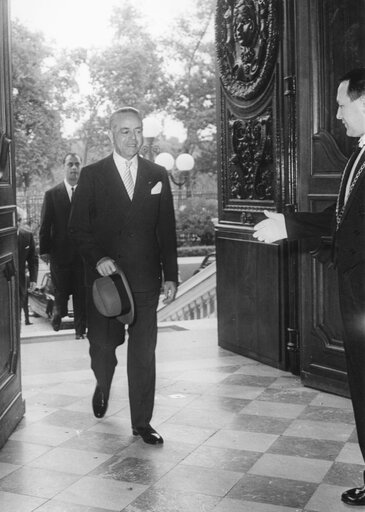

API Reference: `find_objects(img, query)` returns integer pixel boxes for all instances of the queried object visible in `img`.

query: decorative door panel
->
[297,0,365,396]
[215,0,297,370]
[0,0,24,448]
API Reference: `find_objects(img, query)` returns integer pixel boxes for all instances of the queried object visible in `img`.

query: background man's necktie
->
[71,187,75,202]
[123,161,135,200]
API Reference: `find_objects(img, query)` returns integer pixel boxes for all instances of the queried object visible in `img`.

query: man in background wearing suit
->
[39,153,86,339]
[69,107,178,445]
[253,68,365,506]
[17,207,38,326]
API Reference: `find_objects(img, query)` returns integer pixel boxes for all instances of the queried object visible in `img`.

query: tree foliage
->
[12,0,218,190]
[159,0,217,177]
[12,20,80,191]
[176,197,217,246]
[76,3,172,163]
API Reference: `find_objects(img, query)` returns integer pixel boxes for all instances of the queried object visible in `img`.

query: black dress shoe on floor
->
[75,334,85,339]
[132,425,164,445]
[92,385,108,418]
[342,485,365,506]
[51,314,61,331]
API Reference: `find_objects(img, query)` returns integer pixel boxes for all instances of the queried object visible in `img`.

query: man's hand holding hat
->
[96,257,117,276]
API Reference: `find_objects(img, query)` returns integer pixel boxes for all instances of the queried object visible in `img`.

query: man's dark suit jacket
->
[68,154,178,292]
[39,182,77,263]
[18,227,38,298]
[285,151,365,273]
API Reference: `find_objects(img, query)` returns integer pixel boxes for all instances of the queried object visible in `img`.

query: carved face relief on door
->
[216,0,280,101]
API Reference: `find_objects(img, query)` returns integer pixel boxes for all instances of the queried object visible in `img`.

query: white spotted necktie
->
[123,161,135,200]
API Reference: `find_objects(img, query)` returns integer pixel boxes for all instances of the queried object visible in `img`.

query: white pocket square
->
[151,182,162,194]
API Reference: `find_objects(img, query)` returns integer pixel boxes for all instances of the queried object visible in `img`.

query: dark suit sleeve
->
[27,232,38,283]
[68,167,106,269]
[39,190,53,255]
[157,169,178,283]
[285,203,336,240]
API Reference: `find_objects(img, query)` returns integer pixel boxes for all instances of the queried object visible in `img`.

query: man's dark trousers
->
[338,262,365,460]
[87,285,160,430]
[51,254,86,335]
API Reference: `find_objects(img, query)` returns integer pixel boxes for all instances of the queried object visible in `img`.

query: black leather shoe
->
[51,314,61,331]
[342,485,365,506]
[132,425,164,445]
[75,334,85,339]
[92,385,108,418]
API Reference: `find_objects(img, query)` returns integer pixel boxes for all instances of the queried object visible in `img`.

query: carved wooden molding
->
[216,0,280,101]
[221,108,275,217]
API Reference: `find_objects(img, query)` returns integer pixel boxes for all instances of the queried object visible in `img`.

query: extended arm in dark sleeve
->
[285,203,336,240]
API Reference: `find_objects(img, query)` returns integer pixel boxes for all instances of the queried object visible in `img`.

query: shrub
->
[175,197,218,247]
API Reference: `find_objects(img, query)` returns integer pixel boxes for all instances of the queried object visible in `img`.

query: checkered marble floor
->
[0,318,363,511]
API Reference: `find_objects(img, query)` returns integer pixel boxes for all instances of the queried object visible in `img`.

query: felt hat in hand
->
[92,265,135,324]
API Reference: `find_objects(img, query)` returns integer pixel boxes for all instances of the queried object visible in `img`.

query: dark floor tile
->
[221,374,277,388]
[323,461,364,487]
[298,406,355,424]
[90,456,173,485]
[60,430,132,454]
[39,409,98,431]
[267,436,344,460]
[207,365,243,374]
[183,445,261,473]
[227,414,292,435]
[270,376,302,389]
[124,487,220,512]
[227,473,317,508]
[257,388,318,405]
[349,428,359,443]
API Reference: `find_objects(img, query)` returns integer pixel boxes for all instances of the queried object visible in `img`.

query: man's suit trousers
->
[87,286,160,430]
[338,262,365,460]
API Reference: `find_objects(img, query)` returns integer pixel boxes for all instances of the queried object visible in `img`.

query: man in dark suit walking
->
[39,153,86,339]
[17,207,38,325]
[68,107,178,445]
[253,68,365,505]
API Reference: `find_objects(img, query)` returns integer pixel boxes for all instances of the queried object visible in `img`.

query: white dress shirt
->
[64,179,77,202]
[113,152,138,185]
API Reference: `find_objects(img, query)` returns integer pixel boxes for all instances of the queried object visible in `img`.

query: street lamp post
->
[142,118,161,161]
[155,152,194,209]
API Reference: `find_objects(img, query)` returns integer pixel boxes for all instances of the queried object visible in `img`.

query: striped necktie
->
[123,161,135,200]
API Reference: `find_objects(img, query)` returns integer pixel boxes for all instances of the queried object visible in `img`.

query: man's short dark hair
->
[340,68,365,101]
[109,107,142,130]
[63,153,82,164]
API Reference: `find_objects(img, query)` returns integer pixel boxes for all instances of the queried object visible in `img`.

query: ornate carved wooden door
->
[0,0,24,448]
[215,0,298,371]
[297,0,365,396]
[215,0,365,395]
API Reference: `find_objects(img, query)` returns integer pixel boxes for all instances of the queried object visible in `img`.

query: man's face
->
[336,80,365,138]
[108,113,143,160]
[64,155,81,186]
